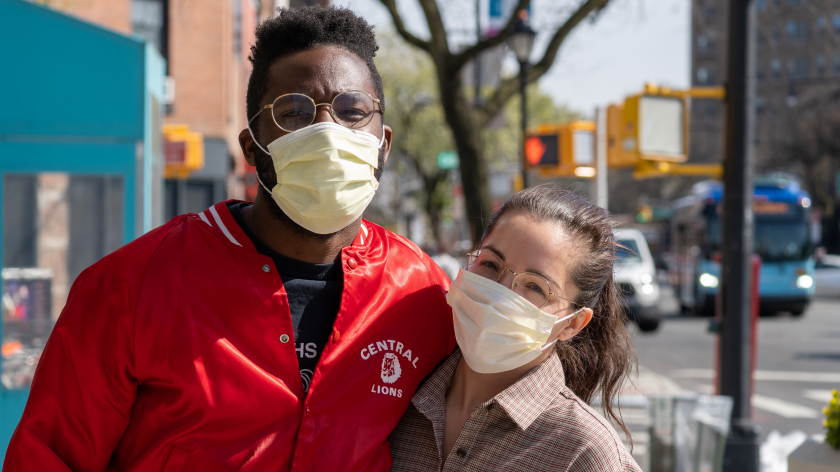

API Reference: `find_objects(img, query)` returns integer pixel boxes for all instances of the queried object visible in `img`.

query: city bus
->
[671,176,815,316]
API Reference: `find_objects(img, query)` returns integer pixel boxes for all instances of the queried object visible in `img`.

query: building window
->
[773,0,780,6]
[816,17,827,38]
[131,0,167,59]
[833,54,840,74]
[756,64,764,83]
[833,15,840,33]
[817,55,826,75]
[786,20,808,41]
[757,0,767,10]
[696,67,710,84]
[771,25,780,42]
[771,58,781,79]
[756,97,766,115]
[787,57,808,78]
[696,34,712,52]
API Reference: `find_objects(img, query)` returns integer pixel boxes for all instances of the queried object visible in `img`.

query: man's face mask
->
[247,91,385,235]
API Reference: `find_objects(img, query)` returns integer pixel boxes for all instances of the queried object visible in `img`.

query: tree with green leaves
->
[378,0,611,241]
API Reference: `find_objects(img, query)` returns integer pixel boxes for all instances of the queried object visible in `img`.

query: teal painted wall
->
[0,0,164,461]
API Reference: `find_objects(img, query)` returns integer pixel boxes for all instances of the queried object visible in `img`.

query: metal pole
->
[595,107,608,210]
[720,0,759,470]
[474,0,482,107]
[520,60,528,189]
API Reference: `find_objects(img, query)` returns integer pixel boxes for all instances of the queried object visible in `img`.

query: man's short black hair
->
[246,6,385,122]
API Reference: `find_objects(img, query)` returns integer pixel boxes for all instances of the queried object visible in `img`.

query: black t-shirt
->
[228,202,343,393]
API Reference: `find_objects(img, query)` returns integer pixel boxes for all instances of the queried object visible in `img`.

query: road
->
[630,291,840,441]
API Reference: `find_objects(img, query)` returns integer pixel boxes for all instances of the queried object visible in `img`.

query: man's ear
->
[556,307,594,342]
[381,125,392,166]
[239,128,257,167]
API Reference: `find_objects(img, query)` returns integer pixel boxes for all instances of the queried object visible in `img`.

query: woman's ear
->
[556,307,593,342]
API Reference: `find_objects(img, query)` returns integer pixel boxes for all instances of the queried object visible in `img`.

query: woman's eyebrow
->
[482,245,505,261]
[527,268,560,289]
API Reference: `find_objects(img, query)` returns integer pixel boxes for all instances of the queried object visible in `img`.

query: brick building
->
[690,0,840,165]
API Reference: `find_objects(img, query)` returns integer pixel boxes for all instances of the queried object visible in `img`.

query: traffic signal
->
[524,121,596,178]
[606,104,638,168]
[163,124,204,179]
[636,204,653,223]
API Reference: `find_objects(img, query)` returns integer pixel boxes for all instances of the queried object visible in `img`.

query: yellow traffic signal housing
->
[606,104,638,168]
[163,124,204,179]
[523,121,596,178]
[620,84,690,163]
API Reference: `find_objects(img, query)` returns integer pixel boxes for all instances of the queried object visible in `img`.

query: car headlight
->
[641,284,655,294]
[699,273,719,288]
[796,274,813,289]
[640,274,653,284]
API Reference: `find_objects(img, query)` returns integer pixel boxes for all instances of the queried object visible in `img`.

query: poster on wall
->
[1,268,53,390]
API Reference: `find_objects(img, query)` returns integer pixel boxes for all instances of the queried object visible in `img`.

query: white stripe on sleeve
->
[199,211,212,227]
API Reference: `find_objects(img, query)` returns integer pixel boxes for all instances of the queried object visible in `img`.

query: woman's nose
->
[498,271,516,290]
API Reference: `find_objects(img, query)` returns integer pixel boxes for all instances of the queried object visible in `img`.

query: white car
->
[614,229,662,332]
[815,254,840,297]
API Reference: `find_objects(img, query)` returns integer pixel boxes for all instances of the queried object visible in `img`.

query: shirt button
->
[262,264,271,273]
[332,330,341,343]
[346,258,358,269]
[279,334,290,343]
[456,448,467,458]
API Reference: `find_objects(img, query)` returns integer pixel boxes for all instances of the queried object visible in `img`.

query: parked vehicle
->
[815,254,840,298]
[614,229,662,332]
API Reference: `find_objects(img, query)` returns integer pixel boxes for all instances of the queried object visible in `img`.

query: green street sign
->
[437,151,459,170]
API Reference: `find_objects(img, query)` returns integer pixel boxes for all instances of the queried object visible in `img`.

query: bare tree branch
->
[448,0,532,73]
[478,0,610,126]
[378,0,431,52]
[416,0,451,56]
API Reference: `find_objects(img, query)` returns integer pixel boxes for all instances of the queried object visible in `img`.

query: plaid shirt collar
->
[411,348,568,431]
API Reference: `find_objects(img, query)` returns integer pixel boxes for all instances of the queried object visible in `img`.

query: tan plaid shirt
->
[388,349,641,472]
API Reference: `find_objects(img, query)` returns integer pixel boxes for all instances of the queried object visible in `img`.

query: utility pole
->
[720,0,759,470]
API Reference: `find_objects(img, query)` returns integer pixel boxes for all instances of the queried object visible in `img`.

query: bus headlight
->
[699,273,719,288]
[796,275,813,289]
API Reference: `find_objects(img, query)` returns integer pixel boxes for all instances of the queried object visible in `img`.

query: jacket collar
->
[197,200,373,253]
[411,348,568,432]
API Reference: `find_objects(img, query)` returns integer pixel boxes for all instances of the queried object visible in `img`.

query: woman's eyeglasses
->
[466,249,582,310]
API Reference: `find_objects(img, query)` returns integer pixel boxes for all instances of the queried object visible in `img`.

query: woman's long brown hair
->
[480,184,637,442]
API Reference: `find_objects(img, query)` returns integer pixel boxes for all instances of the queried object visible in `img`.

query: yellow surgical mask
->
[250,122,384,234]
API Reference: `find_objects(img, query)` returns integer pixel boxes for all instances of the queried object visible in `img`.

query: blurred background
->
[1,0,839,470]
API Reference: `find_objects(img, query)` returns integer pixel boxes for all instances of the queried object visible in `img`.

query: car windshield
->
[616,238,643,265]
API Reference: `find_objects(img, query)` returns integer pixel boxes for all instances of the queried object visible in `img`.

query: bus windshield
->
[705,216,810,262]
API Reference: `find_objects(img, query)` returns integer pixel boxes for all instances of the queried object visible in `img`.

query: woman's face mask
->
[248,121,385,234]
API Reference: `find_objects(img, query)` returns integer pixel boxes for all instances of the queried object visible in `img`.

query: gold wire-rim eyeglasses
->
[247,90,383,132]
[466,250,584,310]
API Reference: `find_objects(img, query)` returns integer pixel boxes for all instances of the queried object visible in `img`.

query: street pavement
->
[630,287,840,442]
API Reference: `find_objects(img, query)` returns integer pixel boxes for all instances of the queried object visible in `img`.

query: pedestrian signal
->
[524,121,596,178]
[163,124,204,179]
[620,84,689,163]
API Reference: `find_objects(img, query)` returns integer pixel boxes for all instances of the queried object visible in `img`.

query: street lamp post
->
[509,13,536,190]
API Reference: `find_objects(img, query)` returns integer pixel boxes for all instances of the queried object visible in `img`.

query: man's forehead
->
[264,46,376,101]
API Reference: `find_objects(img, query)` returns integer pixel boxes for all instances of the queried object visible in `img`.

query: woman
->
[389,186,640,472]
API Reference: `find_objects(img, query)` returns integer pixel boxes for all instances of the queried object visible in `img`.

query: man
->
[4,6,455,471]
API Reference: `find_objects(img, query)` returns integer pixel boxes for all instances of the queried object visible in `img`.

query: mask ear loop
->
[540,307,585,352]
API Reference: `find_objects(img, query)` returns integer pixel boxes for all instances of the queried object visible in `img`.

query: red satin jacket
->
[4,201,456,472]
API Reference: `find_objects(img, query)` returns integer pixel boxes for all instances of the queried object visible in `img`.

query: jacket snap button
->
[347,258,358,269]
[262,264,271,273]
[279,334,290,343]
[332,330,340,343]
